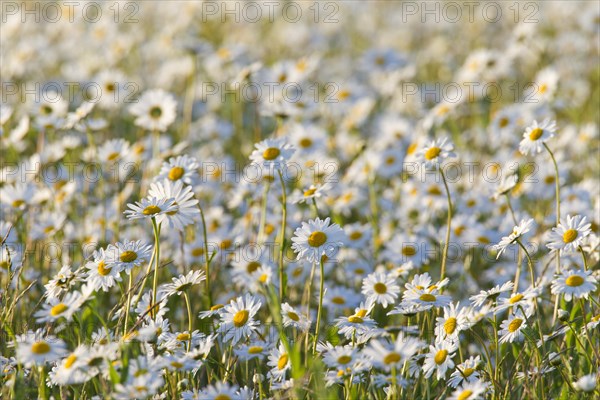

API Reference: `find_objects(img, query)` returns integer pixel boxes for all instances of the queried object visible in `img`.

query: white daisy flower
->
[435,302,469,344]
[34,291,84,323]
[107,240,153,274]
[156,154,200,185]
[493,218,535,259]
[448,379,489,400]
[129,88,177,132]
[498,310,529,344]
[448,356,482,388]
[519,119,557,155]
[550,269,597,301]
[547,214,592,255]
[291,217,346,263]
[235,340,271,361]
[15,330,68,367]
[267,342,291,381]
[85,248,123,292]
[281,302,311,332]
[572,373,597,392]
[160,270,206,298]
[124,196,177,224]
[219,294,262,344]
[249,137,295,172]
[422,342,457,380]
[363,333,424,372]
[361,271,400,308]
[148,179,200,230]
[416,137,456,168]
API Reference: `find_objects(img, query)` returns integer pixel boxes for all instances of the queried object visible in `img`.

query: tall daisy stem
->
[277,170,288,301]
[123,272,134,335]
[184,291,193,351]
[151,218,161,319]
[439,169,453,281]
[544,143,562,324]
[516,239,536,288]
[313,258,325,354]
[197,203,212,307]
[578,245,589,271]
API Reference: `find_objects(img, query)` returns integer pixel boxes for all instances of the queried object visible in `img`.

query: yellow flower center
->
[143,205,161,215]
[499,117,509,128]
[50,303,68,316]
[214,395,231,400]
[31,341,51,354]
[107,152,119,161]
[304,187,317,197]
[349,231,363,240]
[97,261,111,276]
[458,390,474,400]
[373,282,387,294]
[565,275,584,287]
[12,199,25,208]
[425,147,441,160]
[170,361,184,369]
[287,311,300,321]
[262,147,281,161]
[384,352,401,364]
[355,309,367,317]
[233,310,249,327]
[402,246,417,256]
[508,318,523,332]
[337,355,352,365]
[444,317,457,335]
[277,353,289,370]
[307,231,327,247]
[176,333,191,341]
[220,239,232,250]
[385,156,396,165]
[509,294,524,304]
[149,106,162,118]
[434,349,448,365]
[65,354,77,368]
[348,316,364,323]
[562,229,578,243]
[299,138,313,148]
[210,304,224,311]
[191,247,205,257]
[407,143,417,155]
[120,251,137,263]
[419,293,436,302]
[168,166,185,181]
[248,346,263,354]
[538,84,547,94]
[331,296,346,305]
[528,127,543,141]
[246,261,261,273]
[463,367,475,377]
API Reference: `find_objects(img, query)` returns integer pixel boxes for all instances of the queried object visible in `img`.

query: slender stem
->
[277,169,287,301]
[505,195,522,294]
[504,194,518,225]
[313,258,325,354]
[151,218,161,319]
[578,245,589,271]
[184,291,193,351]
[579,299,600,363]
[257,182,270,243]
[439,169,453,281]
[123,272,134,335]
[197,203,212,307]
[544,143,562,325]
[516,239,536,288]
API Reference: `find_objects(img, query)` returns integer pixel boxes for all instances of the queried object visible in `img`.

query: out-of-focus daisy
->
[422,342,457,380]
[34,291,84,323]
[129,89,177,132]
[291,182,332,204]
[448,380,489,400]
[291,217,346,263]
[107,240,153,274]
[281,302,311,332]
[448,356,482,388]
[97,138,131,164]
[364,333,424,372]
[15,331,68,367]
[361,271,400,308]
[160,270,206,298]
[124,196,176,224]
[547,214,591,254]
[493,218,534,259]
[519,119,557,155]
[249,137,295,171]
[416,137,456,168]
[550,269,597,301]
[44,265,81,300]
[235,340,270,361]
[498,310,528,344]
[156,154,199,185]
[469,281,513,307]
[148,179,200,230]
[219,294,262,344]
[572,373,597,392]
[344,223,372,249]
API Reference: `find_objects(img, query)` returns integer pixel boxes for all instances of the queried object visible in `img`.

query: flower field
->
[1,1,599,399]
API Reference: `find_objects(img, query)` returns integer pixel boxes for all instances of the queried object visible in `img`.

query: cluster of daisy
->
[2,2,600,399]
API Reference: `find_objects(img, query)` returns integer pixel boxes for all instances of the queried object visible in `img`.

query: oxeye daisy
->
[160,270,206,298]
[249,137,295,171]
[281,302,311,332]
[44,265,81,300]
[235,340,270,361]
[448,380,489,400]
[493,218,535,259]
[124,196,177,223]
[519,119,557,155]
[498,311,528,343]
[448,356,482,388]
[85,248,123,292]
[402,286,452,309]
[322,344,360,370]
[469,281,514,307]
[422,342,457,380]
[34,291,83,323]
[156,154,200,185]
[291,182,332,204]
[147,179,200,230]
[495,286,540,313]
[572,373,597,392]
[361,271,400,308]
[416,137,456,168]
[547,214,591,254]
[107,240,153,274]
[550,269,597,301]
[267,342,291,381]
[129,89,177,132]
[291,217,346,263]
[344,223,372,249]
[15,330,68,367]
[219,294,262,344]
[435,302,469,344]
[364,333,424,372]
[97,138,131,164]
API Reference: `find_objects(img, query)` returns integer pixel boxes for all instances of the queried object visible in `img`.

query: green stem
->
[123,272,134,335]
[440,168,453,281]
[197,203,212,307]
[184,291,193,351]
[313,258,325,354]
[578,245,589,271]
[277,170,288,301]
[151,218,161,319]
